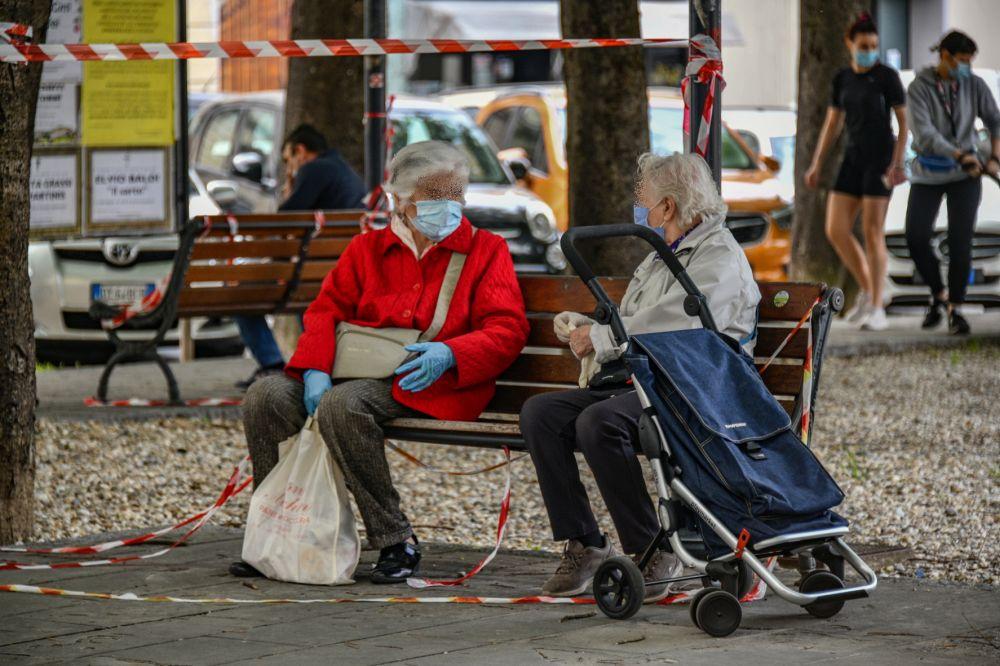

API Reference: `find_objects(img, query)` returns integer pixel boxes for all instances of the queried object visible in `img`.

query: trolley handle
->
[560,224,718,346]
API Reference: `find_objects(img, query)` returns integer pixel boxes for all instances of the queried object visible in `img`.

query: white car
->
[31,173,243,364]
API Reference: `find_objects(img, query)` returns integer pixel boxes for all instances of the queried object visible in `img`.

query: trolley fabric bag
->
[626,328,848,558]
[242,417,360,585]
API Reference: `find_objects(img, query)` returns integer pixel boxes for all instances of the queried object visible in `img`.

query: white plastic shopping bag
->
[242,417,360,585]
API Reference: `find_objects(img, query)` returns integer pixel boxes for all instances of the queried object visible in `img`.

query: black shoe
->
[229,560,264,578]
[948,310,970,335]
[370,537,421,584]
[922,299,945,329]
[235,364,284,391]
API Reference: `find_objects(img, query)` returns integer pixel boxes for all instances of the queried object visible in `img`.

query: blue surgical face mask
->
[953,61,972,79]
[410,199,463,242]
[854,50,878,69]
[633,205,650,227]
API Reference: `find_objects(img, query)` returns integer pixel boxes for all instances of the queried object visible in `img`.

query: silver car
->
[30,174,243,364]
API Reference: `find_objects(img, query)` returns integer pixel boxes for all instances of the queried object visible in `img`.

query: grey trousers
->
[243,374,419,550]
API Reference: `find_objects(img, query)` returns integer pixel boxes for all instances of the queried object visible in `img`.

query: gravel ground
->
[26,341,999,586]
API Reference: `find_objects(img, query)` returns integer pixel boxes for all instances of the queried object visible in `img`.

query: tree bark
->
[284,0,365,175]
[561,0,650,276]
[0,0,51,544]
[792,0,870,283]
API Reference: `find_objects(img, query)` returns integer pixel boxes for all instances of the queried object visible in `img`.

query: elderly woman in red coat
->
[232,141,529,584]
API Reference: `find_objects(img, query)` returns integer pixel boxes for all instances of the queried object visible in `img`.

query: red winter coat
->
[287,218,529,421]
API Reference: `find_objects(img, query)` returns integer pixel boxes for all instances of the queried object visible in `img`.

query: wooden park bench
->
[91,211,843,451]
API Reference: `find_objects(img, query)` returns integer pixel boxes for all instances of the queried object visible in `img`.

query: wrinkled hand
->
[986,156,1000,177]
[303,369,332,416]
[804,165,820,190]
[553,311,593,343]
[958,152,983,177]
[569,325,594,359]
[395,342,456,392]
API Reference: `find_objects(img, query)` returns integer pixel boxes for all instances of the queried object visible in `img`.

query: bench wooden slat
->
[486,384,575,413]
[758,283,824,321]
[754,326,808,359]
[501,353,581,384]
[290,281,323,303]
[306,238,353,258]
[190,239,305,261]
[519,275,629,313]
[385,417,522,435]
[185,262,295,284]
[178,284,287,308]
[300,261,337,281]
[758,363,805,396]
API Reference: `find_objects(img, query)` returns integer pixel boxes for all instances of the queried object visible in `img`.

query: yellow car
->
[476,85,792,281]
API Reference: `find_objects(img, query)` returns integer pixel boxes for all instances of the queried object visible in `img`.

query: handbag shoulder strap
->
[420,228,476,342]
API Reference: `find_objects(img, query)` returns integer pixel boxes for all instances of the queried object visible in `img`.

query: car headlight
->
[770,205,793,230]
[545,242,566,271]
[527,212,558,242]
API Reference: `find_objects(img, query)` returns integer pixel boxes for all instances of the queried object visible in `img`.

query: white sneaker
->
[861,307,889,331]
[845,292,872,323]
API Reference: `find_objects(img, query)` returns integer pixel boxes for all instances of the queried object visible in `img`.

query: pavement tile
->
[96,635,300,666]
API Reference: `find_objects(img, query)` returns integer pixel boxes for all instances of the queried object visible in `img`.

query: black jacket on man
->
[279,149,366,211]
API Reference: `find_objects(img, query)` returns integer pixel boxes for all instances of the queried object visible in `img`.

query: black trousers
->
[904,177,982,304]
[519,388,659,554]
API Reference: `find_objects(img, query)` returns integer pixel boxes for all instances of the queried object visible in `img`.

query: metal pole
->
[688,0,722,189]
[364,0,387,192]
[175,0,189,231]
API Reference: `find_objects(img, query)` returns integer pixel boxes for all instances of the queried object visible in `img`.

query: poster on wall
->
[88,149,168,228]
[30,153,80,233]
[34,83,79,144]
[81,0,175,146]
[41,0,82,84]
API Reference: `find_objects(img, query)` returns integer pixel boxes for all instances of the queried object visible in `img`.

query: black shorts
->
[833,150,892,198]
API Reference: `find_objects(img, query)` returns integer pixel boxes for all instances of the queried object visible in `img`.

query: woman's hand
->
[303,370,332,416]
[569,325,594,358]
[395,342,456,392]
[883,163,907,187]
[804,164,821,190]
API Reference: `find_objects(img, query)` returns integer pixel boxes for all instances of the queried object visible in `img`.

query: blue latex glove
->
[303,369,332,415]
[394,342,456,392]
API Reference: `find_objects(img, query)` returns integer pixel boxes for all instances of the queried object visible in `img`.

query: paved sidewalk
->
[1,527,997,664]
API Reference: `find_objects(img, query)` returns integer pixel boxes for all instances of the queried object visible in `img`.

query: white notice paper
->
[89,149,167,224]
[30,153,79,230]
[41,0,82,84]
[34,82,79,140]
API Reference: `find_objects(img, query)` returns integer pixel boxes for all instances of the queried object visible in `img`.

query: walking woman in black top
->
[805,13,907,331]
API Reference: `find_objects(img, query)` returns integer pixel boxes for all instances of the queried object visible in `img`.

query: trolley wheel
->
[799,570,846,619]
[593,556,644,620]
[688,588,714,629]
[694,589,742,637]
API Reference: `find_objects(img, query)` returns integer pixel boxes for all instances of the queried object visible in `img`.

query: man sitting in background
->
[235,124,368,390]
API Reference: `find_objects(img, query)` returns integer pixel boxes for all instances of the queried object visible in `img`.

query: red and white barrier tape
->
[0,570,771,606]
[0,457,252,570]
[757,297,820,376]
[0,37,687,63]
[0,21,31,45]
[101,278,170,330]
[681,34,724,158]
[406,447,512,589]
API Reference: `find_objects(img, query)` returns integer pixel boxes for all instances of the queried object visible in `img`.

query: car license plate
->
[90,283,155,307]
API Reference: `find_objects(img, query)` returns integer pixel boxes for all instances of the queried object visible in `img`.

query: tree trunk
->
[0,0,51,544]
[284,0,365,175]
[792,0,870,283]
[561,0,650,276]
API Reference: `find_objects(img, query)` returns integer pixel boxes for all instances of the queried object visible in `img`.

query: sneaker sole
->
[643,564,685,604]
[542,580,593,598]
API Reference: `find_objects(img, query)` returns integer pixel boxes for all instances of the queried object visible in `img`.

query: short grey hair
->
[636,152,727,230]
[385,140,470,204]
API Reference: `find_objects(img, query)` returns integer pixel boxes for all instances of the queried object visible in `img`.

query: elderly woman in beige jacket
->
[520,153,761,600]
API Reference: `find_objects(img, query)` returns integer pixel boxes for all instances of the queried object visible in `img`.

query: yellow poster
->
[81,0,176,146]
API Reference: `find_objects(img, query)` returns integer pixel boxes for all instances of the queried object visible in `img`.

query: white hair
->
[636,152,727,230]
[385,140,470,204]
